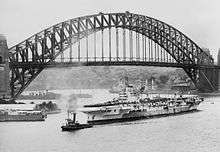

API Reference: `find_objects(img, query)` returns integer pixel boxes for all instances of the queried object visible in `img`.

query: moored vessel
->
[0,109,46,121]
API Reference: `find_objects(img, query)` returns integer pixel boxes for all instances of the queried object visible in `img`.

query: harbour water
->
[1,89,220,152]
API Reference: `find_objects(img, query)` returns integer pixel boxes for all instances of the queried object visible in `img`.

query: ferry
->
[81,86,203,125]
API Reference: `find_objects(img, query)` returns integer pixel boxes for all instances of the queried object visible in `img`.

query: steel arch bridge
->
[8,11,218,98]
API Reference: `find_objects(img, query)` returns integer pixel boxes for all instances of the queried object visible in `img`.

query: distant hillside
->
[26,66,187,91]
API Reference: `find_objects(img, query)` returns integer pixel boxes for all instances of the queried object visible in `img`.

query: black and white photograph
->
[0,0,220,152]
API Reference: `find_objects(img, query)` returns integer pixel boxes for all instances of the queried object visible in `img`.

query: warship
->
[82,85,203,125]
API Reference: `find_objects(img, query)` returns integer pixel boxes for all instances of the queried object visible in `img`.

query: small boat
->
[61,112,93,131]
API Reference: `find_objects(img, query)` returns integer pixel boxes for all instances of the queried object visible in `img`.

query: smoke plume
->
[67,94,78,113]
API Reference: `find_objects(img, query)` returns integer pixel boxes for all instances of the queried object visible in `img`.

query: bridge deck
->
[10,61,219,69]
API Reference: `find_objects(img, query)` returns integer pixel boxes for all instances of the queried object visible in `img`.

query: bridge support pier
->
[197,68,219,92]
[0,35,10,100]
[218,70,220,91]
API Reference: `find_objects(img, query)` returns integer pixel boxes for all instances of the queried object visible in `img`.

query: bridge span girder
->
[8,61,219,99]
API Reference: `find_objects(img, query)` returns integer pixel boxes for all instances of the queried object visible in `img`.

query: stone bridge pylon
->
[0,35,10,100]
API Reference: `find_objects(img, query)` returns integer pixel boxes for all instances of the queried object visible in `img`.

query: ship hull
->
[87,106,199,125]
[0,114,45,122]
[61,124,93,131]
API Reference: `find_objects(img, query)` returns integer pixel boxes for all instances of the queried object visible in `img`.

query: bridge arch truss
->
[8,12,216,98]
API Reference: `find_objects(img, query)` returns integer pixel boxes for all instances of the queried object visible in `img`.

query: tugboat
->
[61,112,93,131]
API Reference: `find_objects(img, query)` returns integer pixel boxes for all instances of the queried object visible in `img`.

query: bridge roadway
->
[10,61,220,69]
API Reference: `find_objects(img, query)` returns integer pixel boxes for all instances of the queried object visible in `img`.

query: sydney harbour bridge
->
[0,12,219,100]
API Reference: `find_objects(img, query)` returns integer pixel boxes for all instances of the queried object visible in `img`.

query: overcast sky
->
[1,0,220,60]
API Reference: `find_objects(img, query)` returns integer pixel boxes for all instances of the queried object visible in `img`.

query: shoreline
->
[197,92,220,97]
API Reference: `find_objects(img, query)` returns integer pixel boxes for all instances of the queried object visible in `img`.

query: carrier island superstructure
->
[81,85,203,125]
